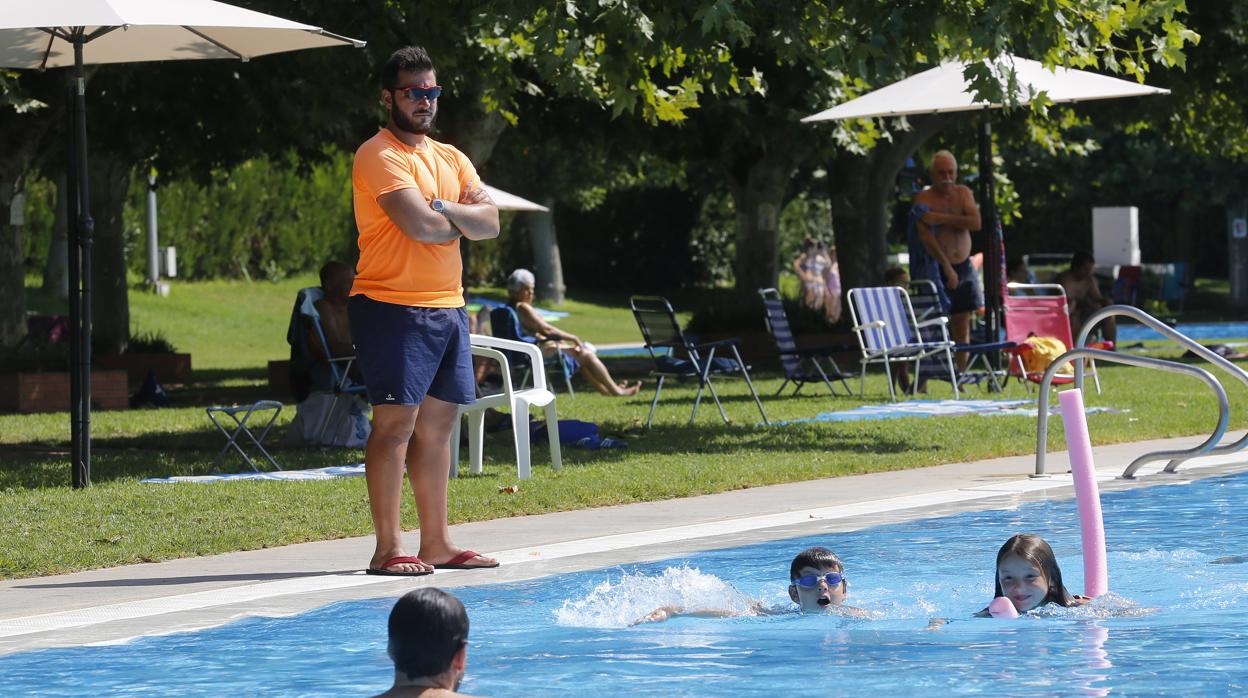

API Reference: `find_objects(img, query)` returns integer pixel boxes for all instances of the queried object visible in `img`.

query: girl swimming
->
[979,533,1089,616]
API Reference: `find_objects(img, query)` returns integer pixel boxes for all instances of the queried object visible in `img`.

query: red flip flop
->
[366,555,434,576]
[433,550,500,570]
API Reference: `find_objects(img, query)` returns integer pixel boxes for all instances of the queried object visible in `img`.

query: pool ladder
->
[1033,305,1248,479]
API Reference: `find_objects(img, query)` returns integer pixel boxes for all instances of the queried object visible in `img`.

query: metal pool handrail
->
[1033,347,1229,478]
[1079,305,1248,473]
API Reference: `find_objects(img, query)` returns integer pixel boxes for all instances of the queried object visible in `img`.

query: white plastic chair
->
[450,334,562,480]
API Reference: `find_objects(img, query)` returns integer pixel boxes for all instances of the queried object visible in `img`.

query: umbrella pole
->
[977,112,1001,362]
[66,77,84,489]
[73,36,95,487]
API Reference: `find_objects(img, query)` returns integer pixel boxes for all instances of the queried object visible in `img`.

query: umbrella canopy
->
[483,184,550,212]
[0,0,363,68]
[802,55,1169,123]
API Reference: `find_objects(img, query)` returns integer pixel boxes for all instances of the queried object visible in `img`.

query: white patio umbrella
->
[802,54,1169,345]
[482,184,550,212]
[0,0,364,487]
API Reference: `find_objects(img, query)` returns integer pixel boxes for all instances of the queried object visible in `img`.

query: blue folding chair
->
[758,288,853,396]
[488,306,576,396]
[847,286,960,401]
[907,279,1015,392]
[289,287,369,444]
[630,295,769,428]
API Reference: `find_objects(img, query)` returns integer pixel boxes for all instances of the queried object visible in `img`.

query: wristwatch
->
[431,199,446,213]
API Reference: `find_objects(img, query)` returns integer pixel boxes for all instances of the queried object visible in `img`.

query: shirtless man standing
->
[912,150,982,369]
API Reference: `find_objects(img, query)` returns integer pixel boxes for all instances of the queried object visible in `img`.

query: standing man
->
[350,46,500,576]
[911,150,982,369]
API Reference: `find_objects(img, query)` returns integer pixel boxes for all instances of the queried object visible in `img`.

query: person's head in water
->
[992,533,1074,613]
[387,588,469,691]
[319,261,354,302]
[788,546,850,611]
[380,46,438,137]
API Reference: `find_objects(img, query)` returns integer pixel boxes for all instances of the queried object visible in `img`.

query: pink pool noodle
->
[988,596,1019,619]
[1059,388,1108,598]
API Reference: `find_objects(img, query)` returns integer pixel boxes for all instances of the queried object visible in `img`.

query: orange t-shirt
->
[350,128,480,307]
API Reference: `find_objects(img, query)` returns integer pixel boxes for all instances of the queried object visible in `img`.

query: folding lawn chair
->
[289,287,369,444]
[1003,283,1112,394]
[629,295,769,429]
[489,306,576,396]
[847,286,960,401]
[757,288,853,396]
[907,279,1015,392]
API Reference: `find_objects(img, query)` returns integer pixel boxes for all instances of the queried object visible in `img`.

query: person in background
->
[1055,251,1117,345]
[821,243,843,324]
[505,269,640,397]
[373,588,474,697]
[794,236,831,315]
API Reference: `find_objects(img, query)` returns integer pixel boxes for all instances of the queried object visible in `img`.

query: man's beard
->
[392,102,435,135]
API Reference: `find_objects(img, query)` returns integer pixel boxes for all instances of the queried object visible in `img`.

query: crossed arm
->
[377,183,500,243]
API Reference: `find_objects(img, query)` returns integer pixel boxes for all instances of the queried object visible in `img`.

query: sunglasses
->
[794,572,844,589]
[394,85,443,102]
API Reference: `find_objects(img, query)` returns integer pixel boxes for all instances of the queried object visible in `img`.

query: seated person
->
[1007,257,1037,286]
[635,546,872,623]
[505,269,641,397]
[1055,251,1117,345]
[373,588,474,697]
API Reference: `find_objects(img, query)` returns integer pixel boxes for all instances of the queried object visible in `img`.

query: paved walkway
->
[2,432,1245,655]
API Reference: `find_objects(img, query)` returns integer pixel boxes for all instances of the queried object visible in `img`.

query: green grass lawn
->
[4,275,1247,579]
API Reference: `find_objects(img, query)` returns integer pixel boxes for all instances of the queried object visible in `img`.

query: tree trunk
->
[727,142,806,299]
[0,115,45,352]
[43,173,69,300]
[444,94,509,291]
[828,116,951,297]
[88,153,132,356]
[0,172,28,351]
[529,198,565,303]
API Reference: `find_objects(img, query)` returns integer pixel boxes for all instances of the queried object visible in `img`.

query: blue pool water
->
[1117,321,1248,342]
[5,472,1248,695]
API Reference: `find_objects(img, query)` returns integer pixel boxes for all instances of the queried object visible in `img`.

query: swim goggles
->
[394,85,443,102]
[794,572,844,589]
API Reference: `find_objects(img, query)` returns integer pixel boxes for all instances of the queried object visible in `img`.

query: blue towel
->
[907,203,951,314]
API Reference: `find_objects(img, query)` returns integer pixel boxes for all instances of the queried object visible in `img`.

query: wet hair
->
[789,546,844,581]
[884,267,909,286]
[381,46,435,90]
[388,588,469,680]
[992,533,1075,607]
[1071,250,1096,269]
[319,260,352,289]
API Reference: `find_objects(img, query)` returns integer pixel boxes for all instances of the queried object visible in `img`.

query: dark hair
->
[992,533,1074,607]
[319,260,351,288]
[1071,250,1095,269]
[1007,257,1026,276]
[884,266,909,285]
[381,46,435,90]
[789,546,844,581]
[388,588,469,680]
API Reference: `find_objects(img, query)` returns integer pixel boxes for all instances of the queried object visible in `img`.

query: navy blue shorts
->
[347,295,476,406]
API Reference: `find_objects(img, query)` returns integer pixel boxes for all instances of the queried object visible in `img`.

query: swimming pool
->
[1117,321,1248,342]
[4,470,1247,695]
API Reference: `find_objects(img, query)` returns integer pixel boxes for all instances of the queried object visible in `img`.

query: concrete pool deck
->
[3,432,1247,655]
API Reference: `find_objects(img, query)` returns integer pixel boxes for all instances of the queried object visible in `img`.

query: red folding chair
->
[1003,283,1113,394]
